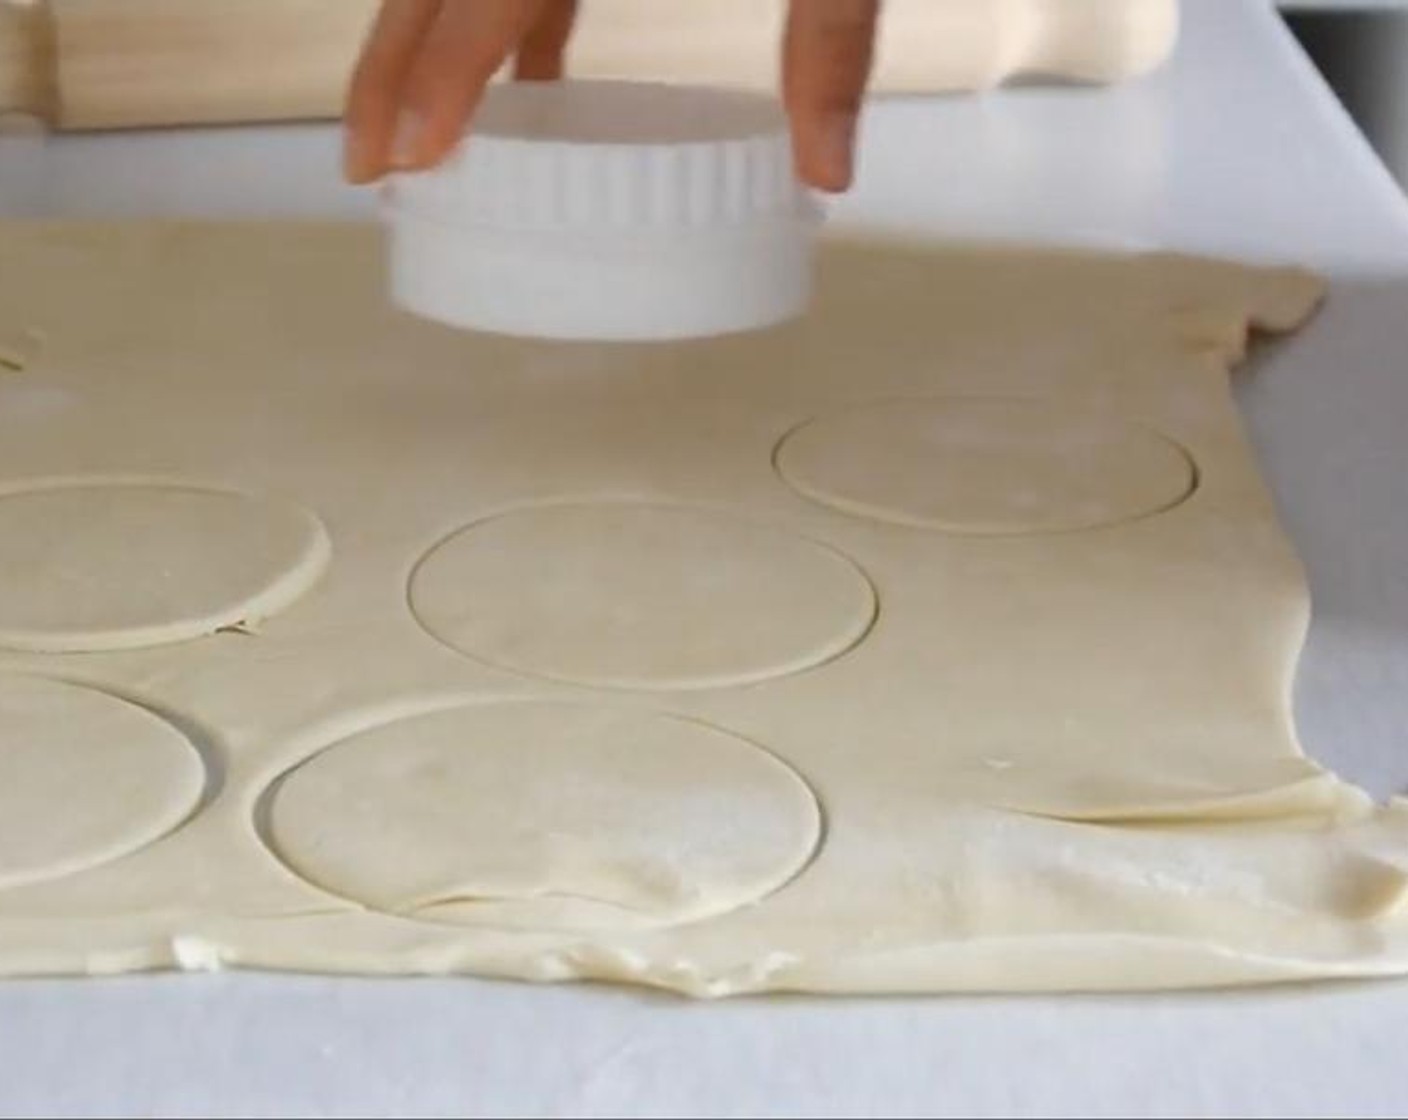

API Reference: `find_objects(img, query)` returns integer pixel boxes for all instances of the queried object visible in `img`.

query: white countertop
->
[3,2,1408,1116]
[1280,1,1408,11]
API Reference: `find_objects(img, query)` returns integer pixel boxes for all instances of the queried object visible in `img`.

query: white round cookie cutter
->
[383,80,820,342]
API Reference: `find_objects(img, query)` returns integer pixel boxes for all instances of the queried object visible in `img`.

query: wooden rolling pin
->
[0,0,1178,131]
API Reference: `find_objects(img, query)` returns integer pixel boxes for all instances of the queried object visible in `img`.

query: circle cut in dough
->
[775,397,1196,535]
[0,479,330,652]
[266,702,821,931]
[0,676,207,890]
[409,502,876,690]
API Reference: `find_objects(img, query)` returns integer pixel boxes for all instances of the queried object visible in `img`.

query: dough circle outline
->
[0,477,331,652]
[261,700,823,932]
[774,396,1197,535]
[0,675,209,891]
[408,501,878,690]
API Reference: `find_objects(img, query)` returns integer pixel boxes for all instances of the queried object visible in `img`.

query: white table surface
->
[2,1,1408,1116]
[1280,2,1408,11]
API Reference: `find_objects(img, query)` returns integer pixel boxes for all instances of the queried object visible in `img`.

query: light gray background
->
[1,1,1406,1115]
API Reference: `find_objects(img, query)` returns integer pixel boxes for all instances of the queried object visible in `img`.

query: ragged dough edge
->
[1149,252,1328,363]
[5,801,1406,997]
[5,926,1407,1000]
[1074,258,1356,829]
[815,232,1329,360]
[724,937,1408,999]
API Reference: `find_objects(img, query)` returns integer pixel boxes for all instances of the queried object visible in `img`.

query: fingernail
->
[816,111,858,191]
[390,110,423,169]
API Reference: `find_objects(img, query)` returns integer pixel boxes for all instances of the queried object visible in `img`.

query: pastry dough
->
[0,479,329,651]
[408,503,876,690]
[266,701,821,931]
[0,224,1403,997]
[775,397,1196,534]
[0,675,205,889]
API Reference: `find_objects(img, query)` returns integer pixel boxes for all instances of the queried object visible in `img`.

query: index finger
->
[344,0,442,184]
[782,0,880,192]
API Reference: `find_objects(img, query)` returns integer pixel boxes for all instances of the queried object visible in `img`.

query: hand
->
[343,0,880,193]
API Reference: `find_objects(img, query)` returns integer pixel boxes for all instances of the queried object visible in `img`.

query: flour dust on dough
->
[265,702,822,931]
[775,396,1196,534]
[0,480,330,652]
[0,676,206,889]
[408,502,877,690]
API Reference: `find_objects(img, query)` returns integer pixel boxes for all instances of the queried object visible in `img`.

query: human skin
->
[343,0,881,192]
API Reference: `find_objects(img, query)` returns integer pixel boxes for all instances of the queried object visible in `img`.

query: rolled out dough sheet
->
[0,223,1404,997]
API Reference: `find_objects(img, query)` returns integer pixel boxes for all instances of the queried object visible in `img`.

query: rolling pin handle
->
[0,1,54,123]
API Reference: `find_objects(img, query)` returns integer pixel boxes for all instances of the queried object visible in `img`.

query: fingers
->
[349,0,876,190]
[344,0,568,185]
[783,0,880,192]
[514,0,578,81]
[390,1,545,174]
[344,0,442,183]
